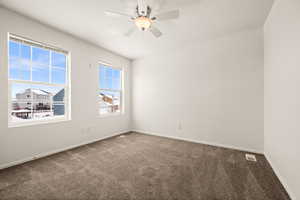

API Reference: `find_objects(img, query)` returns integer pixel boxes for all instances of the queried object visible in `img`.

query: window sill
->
[8,116,71,128]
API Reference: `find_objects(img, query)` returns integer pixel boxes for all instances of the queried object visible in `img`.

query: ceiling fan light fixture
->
[104,3,180,38]
[135,16,152,31]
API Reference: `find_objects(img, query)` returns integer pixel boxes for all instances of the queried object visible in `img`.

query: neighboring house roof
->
[99,93,119,100]
[100,93,113,105]
[100,93,112,98]
[23,89,51,96]
[31,89,51,95]
[53,89,64,101]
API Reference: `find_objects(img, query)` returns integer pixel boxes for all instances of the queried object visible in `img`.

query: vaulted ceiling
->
[0,0,274,59]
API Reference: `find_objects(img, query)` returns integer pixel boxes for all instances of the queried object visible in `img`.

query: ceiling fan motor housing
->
[136,5,152,17]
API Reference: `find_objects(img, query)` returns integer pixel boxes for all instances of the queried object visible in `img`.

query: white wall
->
[264,0,300,199]
[132,28,264,153]
[0,8,131,168]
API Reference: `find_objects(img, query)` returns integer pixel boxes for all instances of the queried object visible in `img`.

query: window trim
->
[98,62,124,117]
[7,33,71,127]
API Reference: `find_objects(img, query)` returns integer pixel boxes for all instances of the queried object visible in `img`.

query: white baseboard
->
[265,152,295,200]
[132,129,263,154]
[0,130,130,170]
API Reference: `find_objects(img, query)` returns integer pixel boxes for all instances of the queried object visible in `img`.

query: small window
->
[98,64,122,115]
[8,34,70,126]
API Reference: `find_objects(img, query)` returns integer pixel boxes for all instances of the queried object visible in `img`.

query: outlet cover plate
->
[245,154,257,162]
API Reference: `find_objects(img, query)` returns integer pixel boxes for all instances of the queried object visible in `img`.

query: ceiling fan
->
[104,0,180,38]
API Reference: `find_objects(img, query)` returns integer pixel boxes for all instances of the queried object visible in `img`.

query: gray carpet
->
[0,132,291,200]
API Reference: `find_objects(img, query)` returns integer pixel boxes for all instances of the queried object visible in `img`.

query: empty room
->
[0,0,299,199]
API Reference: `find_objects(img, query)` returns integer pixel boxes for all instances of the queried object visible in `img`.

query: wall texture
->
[0,8,131,168]
[264,0,300,199]
[132,28,264,153]
[1,3,298,199]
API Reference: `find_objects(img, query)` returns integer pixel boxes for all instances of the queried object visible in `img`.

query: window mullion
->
[18,43,21,80]
[9,79,66,87]
[30,46,33,81]
[99,88,121,92]
[49,51,52,84]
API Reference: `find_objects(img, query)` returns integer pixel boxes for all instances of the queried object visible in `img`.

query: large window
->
[8,34,70,126]
[98,64,122,115]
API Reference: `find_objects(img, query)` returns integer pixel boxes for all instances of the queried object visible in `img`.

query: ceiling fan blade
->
[104,10,133,18]
[154,10,179,21]
[149,26,162,38]
[124,27,136,37]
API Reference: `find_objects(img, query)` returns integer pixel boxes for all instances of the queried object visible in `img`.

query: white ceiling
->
[0,0,274,59]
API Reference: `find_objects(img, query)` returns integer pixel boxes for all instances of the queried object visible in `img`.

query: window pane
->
[106,78,113,89]
[112,69,121,90]
[53,104,65,116]
[9,63,19,80]
[32,47,50,66]
[9,41,19,57]
[30,85,64,120]
[19,44,31,80]
[99,90,120,114]
[9,42,31,81]
[112,78,121,90]
[11,83,33,122]
[11,66,31,81]
[105,67,113,78]
[52,52,66,68]
[11,83,65,122]
[21,44,31,60]
[99,66,122,90]
[99,66,114,90]
[32,47,50,82]
[99,66,106,88]
[112,69,120,79]
[53,88,65,116]
[99,75,106,89]
[52,67,66,84]
[32,65,49,82]
[9,59,31,81]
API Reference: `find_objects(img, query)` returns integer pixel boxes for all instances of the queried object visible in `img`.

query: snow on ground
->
[11,111,54,122]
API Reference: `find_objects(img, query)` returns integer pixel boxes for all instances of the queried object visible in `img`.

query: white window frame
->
[98,62,124,117]
[7,33,71,127]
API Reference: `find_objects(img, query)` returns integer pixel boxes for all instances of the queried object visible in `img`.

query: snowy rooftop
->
[30,89,51,95]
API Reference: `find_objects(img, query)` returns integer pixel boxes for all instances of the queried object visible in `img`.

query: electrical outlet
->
[245,154,257,162]
[178,122,182,130]
[87,127,91,133]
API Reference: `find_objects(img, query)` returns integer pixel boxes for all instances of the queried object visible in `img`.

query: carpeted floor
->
[0,132,291,200]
